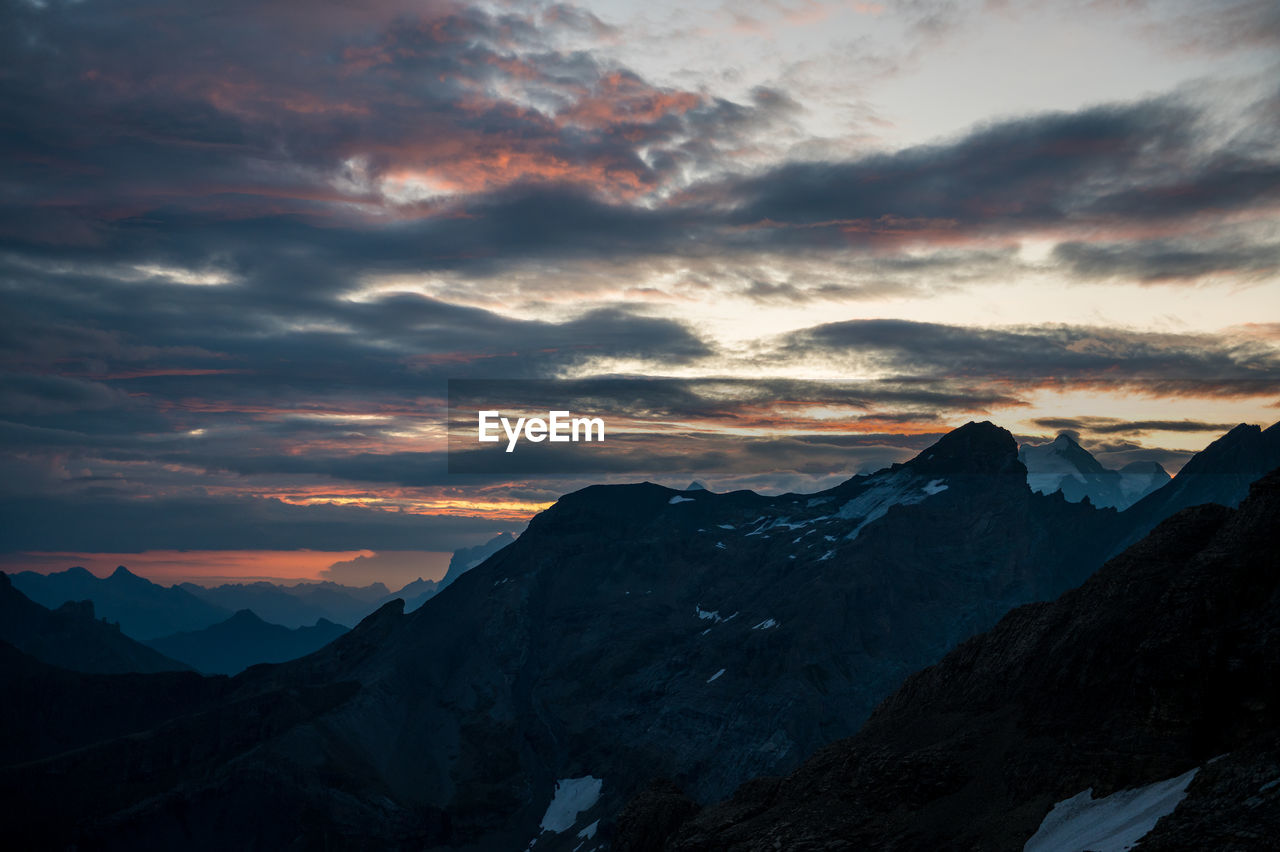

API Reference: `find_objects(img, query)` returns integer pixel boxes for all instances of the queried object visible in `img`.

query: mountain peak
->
[908,421,1020,477]
[108,565,146,584]
[228,609,266,625]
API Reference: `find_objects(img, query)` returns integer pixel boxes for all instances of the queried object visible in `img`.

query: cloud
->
[775,319,1280,396]
[0,493,508,552]
[1029,417,1244,435]
[321,550,454,588]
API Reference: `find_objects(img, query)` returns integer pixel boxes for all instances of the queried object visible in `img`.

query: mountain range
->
[11,565,231,640]
[144,609,349,675]
[0,419,1277,850]
[618,466,1280,850]
[175,579,391,629]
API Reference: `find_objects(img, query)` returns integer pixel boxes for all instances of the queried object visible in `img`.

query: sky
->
[2,0,1277,586]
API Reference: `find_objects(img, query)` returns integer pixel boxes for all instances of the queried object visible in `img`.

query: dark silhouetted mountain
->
[0,572,190,674]
[0,421,1133,851]
[178,579,387,628]
[1115,420,1280,552]
[10,565,231,640]
[144,609,348,675]
[1019,431,1169,509]
[439,530,516,589]
[685,481,708,491]
[0,637,359,848]
[619,467,1280,851]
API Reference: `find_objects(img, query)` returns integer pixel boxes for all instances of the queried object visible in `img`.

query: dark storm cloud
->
[3,0,1276,282]
[777,319,1280,396]
[1031,417,1244,436]
[1052,238,1280,282]
[700,98,1280,246]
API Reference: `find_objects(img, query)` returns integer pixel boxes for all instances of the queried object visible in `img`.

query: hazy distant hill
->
[0,573,189,674]
[177,580,387,628]
[11,566,230,640]
[145,609,347,675]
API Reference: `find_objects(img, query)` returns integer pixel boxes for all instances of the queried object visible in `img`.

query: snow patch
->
[751,618,778,630]
[1023,767,1198,852]
[706,668,725,683]
[668,495,695,504]
[717,523,735,530]
[577,820,599,840]
[838,471,948,541]
[715,541,727,550]
[695,605,737,624]
[539,776,603,834]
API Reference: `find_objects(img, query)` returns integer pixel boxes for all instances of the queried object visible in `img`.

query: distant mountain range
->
[619,466,1280,851]
[145,610,348,675]
[0,573,189,674]
[11,533,515,640]
[176,579,390,629]
[1018,431,1170,509]
[11,565,231,640]
[0,419,1276,850]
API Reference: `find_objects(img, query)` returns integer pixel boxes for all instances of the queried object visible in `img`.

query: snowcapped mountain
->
[1018,432,1169,509]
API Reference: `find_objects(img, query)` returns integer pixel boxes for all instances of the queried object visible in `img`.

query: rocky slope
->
[619,467,1280,851]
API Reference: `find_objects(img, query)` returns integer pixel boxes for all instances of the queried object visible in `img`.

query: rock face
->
[623,467,1280,851]
[144,609,348,675]
[0,572,190,674]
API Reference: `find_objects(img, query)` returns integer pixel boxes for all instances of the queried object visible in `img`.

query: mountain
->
[0,572,190,674]
[144,609,348,675]
[1118,421,1280,546]
[623,466,1280,851]
[1018,432,1168,509]
[438,530,516,589]
[10,565,231,640]
[178,579,387,628]
[0,421,1131,850]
